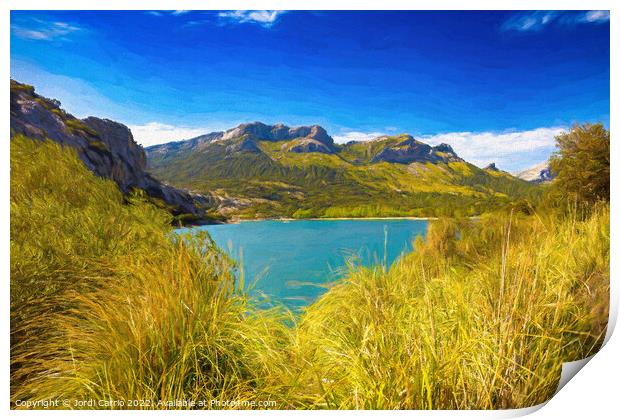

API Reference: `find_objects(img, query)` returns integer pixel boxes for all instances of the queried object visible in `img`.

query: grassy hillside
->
[11,131,608,409]
[147,135,541,219]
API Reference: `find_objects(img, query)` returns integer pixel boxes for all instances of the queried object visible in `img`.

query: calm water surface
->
[178,219,428,308]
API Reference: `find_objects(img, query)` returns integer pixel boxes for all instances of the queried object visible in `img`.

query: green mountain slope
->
[146,123,540,219]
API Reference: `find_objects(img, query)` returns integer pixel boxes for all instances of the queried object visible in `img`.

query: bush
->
[550,123,610,206]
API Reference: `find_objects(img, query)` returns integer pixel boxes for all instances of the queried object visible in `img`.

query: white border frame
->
[2,1,617,419]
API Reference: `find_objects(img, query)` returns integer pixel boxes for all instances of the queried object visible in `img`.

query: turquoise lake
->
[178,219,428,308]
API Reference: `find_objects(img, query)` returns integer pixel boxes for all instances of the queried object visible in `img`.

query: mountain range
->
[146,122,540,219]
[10,79,544,222]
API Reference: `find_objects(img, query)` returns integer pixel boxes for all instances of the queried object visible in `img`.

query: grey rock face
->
[226,137,262,154]
[147,121,338,157]
[221,121,335,146]
[81,117,147,192]
[148,131,224,158]
[484,163,499,171]
[285,138,335,154]
[432,143,455,155]
[371,137,433,164]
[10,80,213,220]
[370,136,461,164]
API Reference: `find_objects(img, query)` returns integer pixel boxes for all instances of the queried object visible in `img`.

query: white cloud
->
[502,10,609,32]
[218,10,287,27]
[420,127,566,172]
[333,131,385,144]
[129,122,211,147]
[11,19,82,41]
[581,10,610,23]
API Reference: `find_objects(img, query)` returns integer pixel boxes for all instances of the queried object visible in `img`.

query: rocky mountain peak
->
[221,121,334,146]
[432,143,456,155]
[484,163,499,171]
[370,135,462,165]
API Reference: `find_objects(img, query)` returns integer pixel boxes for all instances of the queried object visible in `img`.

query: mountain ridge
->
[146,122,539,219]
[146,123,463,165]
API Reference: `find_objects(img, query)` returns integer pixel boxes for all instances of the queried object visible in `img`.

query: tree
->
[550,123,610,206]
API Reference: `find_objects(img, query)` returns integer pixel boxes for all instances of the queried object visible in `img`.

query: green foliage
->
[65,118,100,138]
[88,138,110,152]
[550,123,610,206]
[10,79,34,94]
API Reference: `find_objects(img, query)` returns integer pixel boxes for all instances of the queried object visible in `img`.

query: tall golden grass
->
[288,206,609,408]
[11,135,609,409]
[10,136,293,407]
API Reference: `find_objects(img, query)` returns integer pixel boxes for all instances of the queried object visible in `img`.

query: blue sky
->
[10,10,610,171]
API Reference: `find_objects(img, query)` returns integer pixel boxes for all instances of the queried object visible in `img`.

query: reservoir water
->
[178,219,428,308]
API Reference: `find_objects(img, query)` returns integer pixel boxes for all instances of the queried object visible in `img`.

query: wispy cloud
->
[502,10,609,32]
[420,127,566,172]
[564,10,610,25]
[147,10,191,17]
[333,131,386,144]
[11,19,82,41]
[218,10,287,28]
[129,122,212,147]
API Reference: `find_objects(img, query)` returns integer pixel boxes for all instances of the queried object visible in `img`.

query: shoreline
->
[223,216,438,224]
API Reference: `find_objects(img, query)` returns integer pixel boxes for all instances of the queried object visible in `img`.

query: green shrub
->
[550,123,610,206]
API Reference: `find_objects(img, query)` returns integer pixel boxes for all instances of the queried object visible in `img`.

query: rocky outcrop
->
[431,143,456,155]
[284,138,335,154]
[225,136,262,154]
[517,162,555,183]
[484,163,499,171]
[80,116,148,192]
[147,122,338,157]
[370,136,462,164]
[431,143,461,162]
[221,122,335,146]
[10,79,214,221]
[146,131,224,158]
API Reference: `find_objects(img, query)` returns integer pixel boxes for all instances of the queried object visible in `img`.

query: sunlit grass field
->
[10,135,609,409]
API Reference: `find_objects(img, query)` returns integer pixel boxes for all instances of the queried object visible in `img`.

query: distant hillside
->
[146,122,540,219]
[10,80,219,224]
[517,162,555,183]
